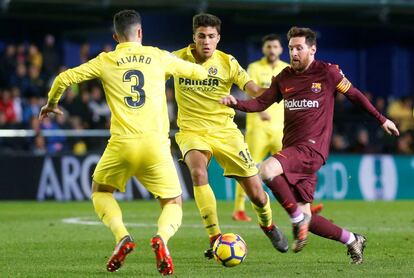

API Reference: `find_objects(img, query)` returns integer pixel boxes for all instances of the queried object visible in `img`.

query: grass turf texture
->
[1,201,413,277]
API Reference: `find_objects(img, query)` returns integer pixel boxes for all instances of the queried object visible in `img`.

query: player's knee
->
[160,195,182,207]
[91,181,115,193]
[259,163,274,182]
[189,167,208,185]
[259,159,282,182]
[249,191,267,207]
[256,194,268,207]
[244,183,267,206]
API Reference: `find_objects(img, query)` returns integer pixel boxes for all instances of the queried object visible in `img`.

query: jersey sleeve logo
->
[208,66,218,75]
[284,87,295,93]
[336,77,351,94]
[311,82,322,93]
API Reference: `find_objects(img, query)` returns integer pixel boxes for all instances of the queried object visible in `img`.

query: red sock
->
[265,175,300,217]
[309,214,342,241]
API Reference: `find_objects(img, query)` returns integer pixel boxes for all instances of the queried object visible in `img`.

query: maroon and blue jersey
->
[234,60,386,161]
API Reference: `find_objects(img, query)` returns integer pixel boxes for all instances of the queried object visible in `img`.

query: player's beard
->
[291,55,311,72]
[266,53,277,64]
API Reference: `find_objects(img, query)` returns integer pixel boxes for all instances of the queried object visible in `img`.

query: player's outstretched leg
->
[92,190,134,271]
[241,175,289,253]
[193,184,222,259]
[260,223,289,253]
[107,235,136,272]
[347,234,367,264]
[252,193,289,253]
[291,214,311,253]
[309,214,367,264]
[233,183,252,222]
[264,175,311,253]
[152,200,182,274]
[151,236,174,275]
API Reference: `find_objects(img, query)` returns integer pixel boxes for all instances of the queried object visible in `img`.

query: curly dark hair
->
[287,27,317,46]
[192,13,221,34]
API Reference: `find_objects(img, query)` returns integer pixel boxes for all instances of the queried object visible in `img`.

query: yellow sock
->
[157,203,182,244]
[234,183,247,212]
[251,192,272,227]
[91,192,129,243]
[194,184,221,238]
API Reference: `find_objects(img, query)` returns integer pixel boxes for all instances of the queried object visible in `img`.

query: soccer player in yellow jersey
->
[233,34,324,221]
[38,10,207,276]
[171,13,289,258]
[233,34,289,221]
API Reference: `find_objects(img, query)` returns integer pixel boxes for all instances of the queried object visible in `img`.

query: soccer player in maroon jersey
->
[220,26,399,264]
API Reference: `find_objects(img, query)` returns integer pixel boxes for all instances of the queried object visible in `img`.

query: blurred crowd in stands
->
[0,35,413,155]
[0,35,111,155]
[331,93,414,154]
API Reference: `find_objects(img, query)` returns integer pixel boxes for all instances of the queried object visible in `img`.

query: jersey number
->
[239,148,253,164]
[123,70,145,108]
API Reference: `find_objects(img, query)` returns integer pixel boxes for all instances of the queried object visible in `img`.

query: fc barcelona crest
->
[311,82,322,93]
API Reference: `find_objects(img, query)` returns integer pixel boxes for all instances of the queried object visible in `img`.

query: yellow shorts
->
[175,129,258,178]
[245,126,283,162]
[93,135,182,199]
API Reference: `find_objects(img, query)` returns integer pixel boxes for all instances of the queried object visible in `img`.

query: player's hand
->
[38,103,63,121]
[259,111,271,121]
[219,95,237,106]
[382,119,400,136]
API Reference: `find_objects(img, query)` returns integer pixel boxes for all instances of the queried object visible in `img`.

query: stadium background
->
[0,0,413,201]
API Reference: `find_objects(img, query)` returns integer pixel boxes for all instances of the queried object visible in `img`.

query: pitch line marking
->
[62,217,414,232]
[62,217,260,229]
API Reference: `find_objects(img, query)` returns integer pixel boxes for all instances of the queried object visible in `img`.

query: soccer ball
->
[212,233,247,267]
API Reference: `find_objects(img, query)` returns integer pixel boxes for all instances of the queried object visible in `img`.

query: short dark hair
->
[262,34,281,45]
[192,13,221,34]
[287,27,317,46]
[113,10,142,39]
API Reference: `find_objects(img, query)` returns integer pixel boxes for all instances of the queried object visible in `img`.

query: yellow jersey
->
[172,44,251,132]
[47,42,207,137]
[246,57,289,131]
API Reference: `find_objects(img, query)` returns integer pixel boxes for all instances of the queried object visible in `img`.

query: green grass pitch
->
[1,200,413,277]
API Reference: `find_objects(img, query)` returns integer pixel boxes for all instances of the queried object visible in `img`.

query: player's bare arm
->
[244,80,267,97]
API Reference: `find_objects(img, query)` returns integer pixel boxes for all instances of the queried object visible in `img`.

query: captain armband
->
[336,77,352,94]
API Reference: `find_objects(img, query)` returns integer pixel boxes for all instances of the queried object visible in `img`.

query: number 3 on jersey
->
[123,69,146,108]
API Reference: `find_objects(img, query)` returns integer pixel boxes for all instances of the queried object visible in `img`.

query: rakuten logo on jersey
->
[284,99,319,110]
